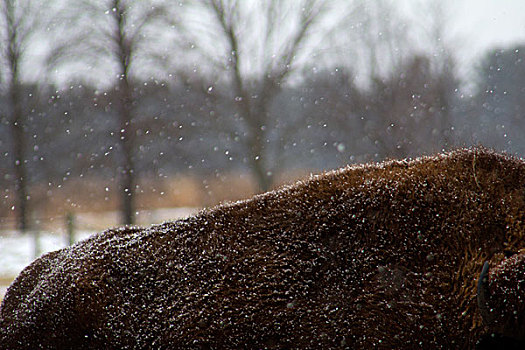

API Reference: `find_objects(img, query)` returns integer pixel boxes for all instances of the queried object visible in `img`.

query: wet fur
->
[1,148,524,348]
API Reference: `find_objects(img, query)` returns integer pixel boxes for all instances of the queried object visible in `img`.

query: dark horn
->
[477,261,493,325]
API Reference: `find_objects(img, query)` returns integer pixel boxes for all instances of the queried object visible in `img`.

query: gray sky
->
[445,0,525,65]
[42,0,525,88]
[394,0,525,85]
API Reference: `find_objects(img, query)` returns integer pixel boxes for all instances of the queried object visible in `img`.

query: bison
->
[1,147,524,349]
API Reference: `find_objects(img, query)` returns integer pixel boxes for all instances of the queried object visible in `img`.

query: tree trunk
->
[117,77,135,226]
[251,158,273,193]
[113,0,136,226]
[10,83,28,232]
[5,0,28,232]
[246,119,274,193]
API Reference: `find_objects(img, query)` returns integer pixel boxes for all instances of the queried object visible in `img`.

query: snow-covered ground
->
[0,230,94,300]
[0,207,198,301]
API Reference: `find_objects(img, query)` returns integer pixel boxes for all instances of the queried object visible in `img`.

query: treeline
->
[2,46,525,220]
[1,0,524,229]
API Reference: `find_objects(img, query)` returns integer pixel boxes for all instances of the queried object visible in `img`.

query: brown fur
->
[485,251,525,339]
[1,147,524,349]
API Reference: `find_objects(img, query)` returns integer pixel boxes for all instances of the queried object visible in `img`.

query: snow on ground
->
[0,230,94,300]
[0,230,94,276]
[0,207,198,301]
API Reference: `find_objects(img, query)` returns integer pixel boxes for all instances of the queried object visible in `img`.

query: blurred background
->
[1,0,525,294]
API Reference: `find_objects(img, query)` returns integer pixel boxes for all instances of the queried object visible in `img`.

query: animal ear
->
[478,253,525,341]
[477,261,493,325]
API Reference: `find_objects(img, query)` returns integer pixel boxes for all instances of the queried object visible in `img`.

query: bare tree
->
[420,1,460,151]
[341,0,412,87]
[473,45,525,153]
[320,0,413,159]
[0,0,46,232]
[334,0,460,159]
[181,0,333,192]
[50,0,177,225]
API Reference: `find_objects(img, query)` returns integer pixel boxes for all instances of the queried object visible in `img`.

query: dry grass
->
[0,170,313,231]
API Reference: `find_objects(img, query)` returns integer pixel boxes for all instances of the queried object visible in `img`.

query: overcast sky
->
[40,0,525,88]
[392,0,525,86]
[443,0,525,64]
